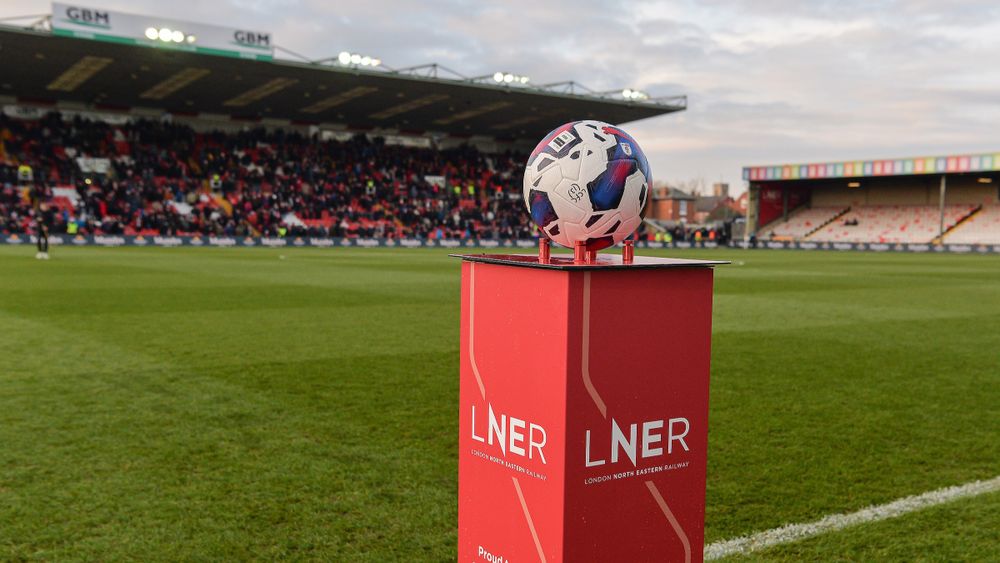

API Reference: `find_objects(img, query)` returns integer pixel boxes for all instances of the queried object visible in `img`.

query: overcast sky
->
[4,0,1000,193]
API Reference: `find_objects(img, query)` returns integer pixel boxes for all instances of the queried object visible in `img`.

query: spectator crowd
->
[1,112,534,240]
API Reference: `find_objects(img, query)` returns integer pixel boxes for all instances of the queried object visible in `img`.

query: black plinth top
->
[451,253,729,271]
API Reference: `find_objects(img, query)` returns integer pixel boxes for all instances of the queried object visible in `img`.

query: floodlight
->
[493,72,504,82]
[158,28,172,41]
[622,88,649,100]
[503,73,514,83]
[338,51,382,67]
[144,27,158,40]
[171,30,184,43]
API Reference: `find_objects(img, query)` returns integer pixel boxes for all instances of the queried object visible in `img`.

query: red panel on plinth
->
[457,254,722,563]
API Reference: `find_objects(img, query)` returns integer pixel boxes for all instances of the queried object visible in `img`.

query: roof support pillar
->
[938,174,947,243]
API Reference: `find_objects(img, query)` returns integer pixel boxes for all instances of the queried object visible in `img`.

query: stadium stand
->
[0,20,687,244]
[745,154,1000,246]
[0,112,536,240]
[807,205,978,244]
[944,205,1000,244]
[757,206,847,240]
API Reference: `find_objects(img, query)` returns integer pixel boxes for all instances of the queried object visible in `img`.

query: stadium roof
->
[744,151,1000,183]
[0,26,686,141]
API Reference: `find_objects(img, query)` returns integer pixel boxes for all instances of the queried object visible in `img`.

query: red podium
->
[455,251,725,563]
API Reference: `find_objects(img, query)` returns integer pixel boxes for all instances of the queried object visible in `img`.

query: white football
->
[523,120,651,250]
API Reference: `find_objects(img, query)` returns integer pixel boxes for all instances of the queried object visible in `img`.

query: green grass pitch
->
[0,245,997,560]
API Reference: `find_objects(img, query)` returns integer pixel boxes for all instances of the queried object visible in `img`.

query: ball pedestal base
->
[454,253,726,562]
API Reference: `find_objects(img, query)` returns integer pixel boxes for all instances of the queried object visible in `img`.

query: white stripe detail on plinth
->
[513,476,547,563]
[647,480,693,563]
[581,271,606,418]
[468,262,486,400]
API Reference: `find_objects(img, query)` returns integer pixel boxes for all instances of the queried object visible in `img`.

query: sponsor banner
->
[208,236,238,247]
[260,237,287,247]
[154,236,185,247]
[725,240,998,253]
[2,234,997,253]
[52,3,273,61]
[27,234,68,246]
[308,237,335,247]
[93,235,127,247]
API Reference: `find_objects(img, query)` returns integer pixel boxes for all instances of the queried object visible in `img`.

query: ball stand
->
[538,238,635,266]
[451,246,727,562]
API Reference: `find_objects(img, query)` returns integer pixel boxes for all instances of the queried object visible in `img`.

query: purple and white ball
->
[523,120,651,251]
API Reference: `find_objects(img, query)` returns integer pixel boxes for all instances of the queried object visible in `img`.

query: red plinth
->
[455,253,725,563]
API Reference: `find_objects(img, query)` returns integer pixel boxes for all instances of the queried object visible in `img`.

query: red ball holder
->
[452,242,727,562]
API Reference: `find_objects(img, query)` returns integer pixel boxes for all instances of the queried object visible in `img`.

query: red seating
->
[759,207,846,240]
[809,205,977,244]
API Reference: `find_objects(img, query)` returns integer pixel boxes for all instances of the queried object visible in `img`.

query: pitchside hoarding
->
[51,3,273,61]
[2,234,998,253]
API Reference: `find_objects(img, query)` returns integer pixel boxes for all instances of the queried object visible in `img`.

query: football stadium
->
[1,3,998,562]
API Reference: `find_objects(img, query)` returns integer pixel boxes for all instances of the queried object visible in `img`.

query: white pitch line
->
[704,475,1000,560]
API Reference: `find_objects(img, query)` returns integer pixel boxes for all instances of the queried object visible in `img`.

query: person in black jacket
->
[30,185,51,260]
